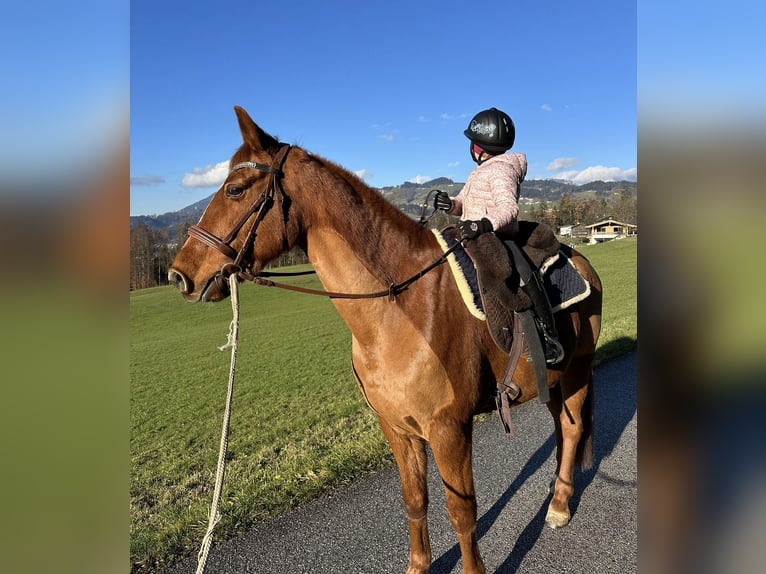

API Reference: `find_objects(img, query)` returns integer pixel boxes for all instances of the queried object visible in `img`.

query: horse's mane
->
[300,149,434,286]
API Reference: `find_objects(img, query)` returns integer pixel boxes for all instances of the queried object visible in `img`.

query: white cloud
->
[447,161,460,168]
[553,165,637,184]
[354,169,373,181]
[181,160,229,188]
[378,134,394,142]
[418,115,428,123]
[409,175,431,184]
[541,104,552,112]
[440,113,453,120]
[546,157,579,171]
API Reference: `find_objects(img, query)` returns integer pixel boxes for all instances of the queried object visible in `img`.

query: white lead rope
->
[196,274,240,574]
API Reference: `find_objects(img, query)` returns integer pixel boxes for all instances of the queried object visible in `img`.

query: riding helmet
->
[464,107,515,154]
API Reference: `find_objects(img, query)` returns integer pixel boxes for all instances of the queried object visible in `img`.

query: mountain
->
[130,177,637,234]
[378,178,636,219]
[130,194,212,229]
[130,195,213,239]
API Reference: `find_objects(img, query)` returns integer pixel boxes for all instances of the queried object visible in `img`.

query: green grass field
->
[130,238,636,572]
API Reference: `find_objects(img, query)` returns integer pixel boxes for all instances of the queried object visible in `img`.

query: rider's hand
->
[433,191,453,212]
[458,218,493,240]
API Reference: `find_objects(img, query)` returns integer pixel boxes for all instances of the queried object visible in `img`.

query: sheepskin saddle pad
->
[432,223,591,353]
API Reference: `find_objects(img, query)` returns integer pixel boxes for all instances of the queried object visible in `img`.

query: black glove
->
[458,218,493,240]
[433,190,453,212]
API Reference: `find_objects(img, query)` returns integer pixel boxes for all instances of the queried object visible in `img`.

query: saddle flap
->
[462,231,529,353]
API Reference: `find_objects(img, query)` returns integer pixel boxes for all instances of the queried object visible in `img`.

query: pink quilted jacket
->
[448,152,527,234]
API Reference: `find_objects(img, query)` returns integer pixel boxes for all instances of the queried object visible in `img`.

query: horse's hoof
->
[545,508,571,529]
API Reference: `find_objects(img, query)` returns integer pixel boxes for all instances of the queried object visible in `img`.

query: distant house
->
[584,218,637,243]
[558,224,591,239]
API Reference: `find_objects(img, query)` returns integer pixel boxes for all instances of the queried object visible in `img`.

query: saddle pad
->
[432,229,590,316]
[431,230,486,320]
[540,251,592,312]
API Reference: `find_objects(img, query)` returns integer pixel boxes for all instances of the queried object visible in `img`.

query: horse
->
[168,106,602,574]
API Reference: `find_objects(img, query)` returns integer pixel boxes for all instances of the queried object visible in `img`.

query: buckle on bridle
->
[219,262,242,278]
[213,262,243,293]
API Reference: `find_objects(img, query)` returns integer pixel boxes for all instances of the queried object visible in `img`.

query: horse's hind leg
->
[429,420,486,574]
[378,417,432,574]
[546,357,594,528]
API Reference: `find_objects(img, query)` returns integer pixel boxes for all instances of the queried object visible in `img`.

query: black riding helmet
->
[464,107,515,154]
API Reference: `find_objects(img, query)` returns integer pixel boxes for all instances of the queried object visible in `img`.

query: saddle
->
[444,221,559,353]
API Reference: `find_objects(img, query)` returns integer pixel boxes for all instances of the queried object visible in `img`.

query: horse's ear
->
[234,106,279,153]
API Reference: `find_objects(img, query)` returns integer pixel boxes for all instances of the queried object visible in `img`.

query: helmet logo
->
[470,120,496,137]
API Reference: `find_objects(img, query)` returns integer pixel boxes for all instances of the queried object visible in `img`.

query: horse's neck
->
[306,227,384,295]
[297,165,432,295]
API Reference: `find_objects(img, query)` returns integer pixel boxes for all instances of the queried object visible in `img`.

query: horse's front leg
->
[378,417,432,574]
[429,420,486,574]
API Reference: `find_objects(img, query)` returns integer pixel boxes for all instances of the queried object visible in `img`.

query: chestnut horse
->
[169,106,602,574]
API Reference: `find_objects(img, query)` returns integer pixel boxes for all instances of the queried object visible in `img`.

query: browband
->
[231,161,280,174]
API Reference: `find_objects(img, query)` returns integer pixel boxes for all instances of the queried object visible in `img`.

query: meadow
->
[130,237,636,571]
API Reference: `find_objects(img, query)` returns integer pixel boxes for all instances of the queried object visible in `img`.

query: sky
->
[130,0,637,216]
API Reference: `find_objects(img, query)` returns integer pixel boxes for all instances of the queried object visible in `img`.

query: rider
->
[434,107,564,364]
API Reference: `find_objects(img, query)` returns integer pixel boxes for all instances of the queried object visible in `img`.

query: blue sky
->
[131,0,637,216]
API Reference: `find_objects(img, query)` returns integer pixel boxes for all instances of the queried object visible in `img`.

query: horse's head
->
[168,106,300,302]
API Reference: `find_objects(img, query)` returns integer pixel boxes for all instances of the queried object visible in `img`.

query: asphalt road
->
[161,351,637,574]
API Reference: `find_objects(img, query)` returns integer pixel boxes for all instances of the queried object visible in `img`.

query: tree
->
[130,224,178,290]
[557,193,576,226]
[130,224,154,290]
[579,198,609,225]
[610,188,637,224]
[523,190,635,232]
[173,219,195,245]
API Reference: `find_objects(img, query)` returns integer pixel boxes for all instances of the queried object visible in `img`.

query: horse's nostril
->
[168,268,188,293]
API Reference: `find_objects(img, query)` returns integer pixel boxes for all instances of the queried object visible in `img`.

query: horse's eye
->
[225,184,244,198]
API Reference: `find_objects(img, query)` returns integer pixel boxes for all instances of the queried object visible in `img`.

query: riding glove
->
[458,218,493,240]
[433,190,453,212]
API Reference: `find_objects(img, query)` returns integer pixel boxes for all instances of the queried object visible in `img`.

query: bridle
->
[186,142,463,301]
[186,144,292,288]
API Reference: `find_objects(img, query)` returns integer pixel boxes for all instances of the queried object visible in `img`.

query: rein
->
[237,238,463,301]
[418,188,440,226]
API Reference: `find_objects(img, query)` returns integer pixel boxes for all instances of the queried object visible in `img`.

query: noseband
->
[187,145,291,282]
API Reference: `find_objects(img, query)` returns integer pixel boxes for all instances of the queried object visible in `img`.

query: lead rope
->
[195,273,240,574]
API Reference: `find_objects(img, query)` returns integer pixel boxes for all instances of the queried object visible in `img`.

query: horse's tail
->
[575,367,595,471]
